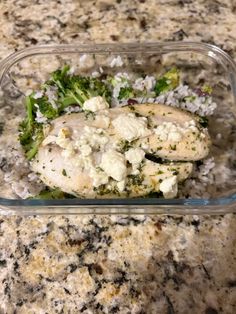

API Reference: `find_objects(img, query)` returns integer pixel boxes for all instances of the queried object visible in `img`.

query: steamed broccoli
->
[154,67,180,96]
[107,74,135,100]
[46,66,112,110]
[19,96,44,160]
[36,97,58,119]
[118,86,134,100]
[60,75,112,109]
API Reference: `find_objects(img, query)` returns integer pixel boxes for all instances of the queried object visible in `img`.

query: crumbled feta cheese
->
[79,144,92,156]
[79,54,95,69]
[155,122,182,142]
[76,126,109,153]
[155,120,201,143]
[55,127,74,156]
[83,96,109,112]
[100,150,127,181]
[159,175,178,199]
[141,142,150,150]
[56,136,71,150]
[94,115,110,129]
[42,127,74,157]
[110,55,123,68]
[184,120,198,132]
[125,148,145,165]
[89,167,109,187]
[117,179,126,192]
[112,113,151,141]
[74,153,109,188]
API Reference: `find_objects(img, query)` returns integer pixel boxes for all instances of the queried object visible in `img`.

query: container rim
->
[1,41,236,85]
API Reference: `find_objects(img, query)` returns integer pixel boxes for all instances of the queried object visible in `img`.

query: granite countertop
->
[0,0,236,313]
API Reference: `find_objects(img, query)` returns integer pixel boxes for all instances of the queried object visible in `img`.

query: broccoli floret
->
[25,128,44,160]
[118,86,134,100]
[154,67,180,96]
[107,75,135,101]
[35,96,58,119]
[19,96,44,160]
[198,116,209,128]
[58,75,112,109]
[46,64,71,93]
[45,67,112,110]
[19,96,34,146]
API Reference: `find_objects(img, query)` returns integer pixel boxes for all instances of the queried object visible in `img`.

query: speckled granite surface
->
[0,0,236,313]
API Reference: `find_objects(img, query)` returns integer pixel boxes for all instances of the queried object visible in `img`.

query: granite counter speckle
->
[0,0,236,313]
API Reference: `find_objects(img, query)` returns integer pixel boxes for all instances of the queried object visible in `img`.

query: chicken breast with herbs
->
[31,99,211,198]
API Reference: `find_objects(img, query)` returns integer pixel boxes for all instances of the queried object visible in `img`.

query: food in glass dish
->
[16,64,215,199]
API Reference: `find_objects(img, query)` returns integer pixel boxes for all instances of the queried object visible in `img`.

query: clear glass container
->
[0,42,236,215]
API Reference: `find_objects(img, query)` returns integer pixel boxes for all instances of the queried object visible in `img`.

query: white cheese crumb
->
[76,126,109,153]
[79,144,92,156]
[94,115,110,129]
[154,120,199,143]
[112,113,151,141]
[100,150,127,181]
[155,122,182,142]
[125,148,145,165]
[159,176,178,199]
[83,96,109,112]
[79,54,95,69]
[117,179,126,192]
[110,55,123,67]
[54,127,75,157]
[89,167,109,187]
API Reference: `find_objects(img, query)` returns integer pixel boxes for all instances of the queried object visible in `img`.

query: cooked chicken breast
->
[31,102,210,198]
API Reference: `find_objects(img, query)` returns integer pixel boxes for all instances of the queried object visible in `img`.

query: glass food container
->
[0,42,236,215]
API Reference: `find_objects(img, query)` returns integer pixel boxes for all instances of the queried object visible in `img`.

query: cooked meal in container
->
[14,64,216,199]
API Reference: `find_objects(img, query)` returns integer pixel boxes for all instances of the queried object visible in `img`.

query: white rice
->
[35,104,48,124]
[33,90,44,99]
[132,76,156,92]
[1,141,44,199]
[44,85,58,109]
[155,84,217,116]
[64,106,82,114]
